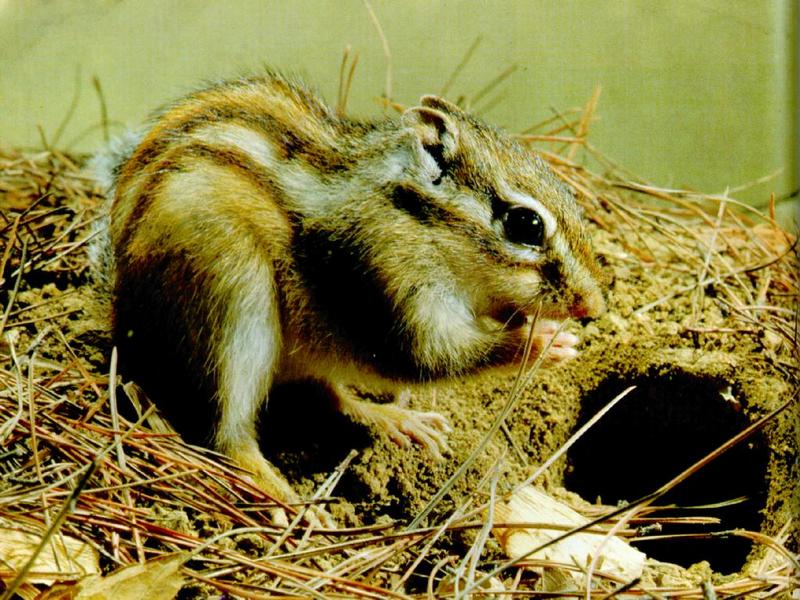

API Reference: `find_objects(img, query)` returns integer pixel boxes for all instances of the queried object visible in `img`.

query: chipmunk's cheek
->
[516,269,543,291]
[481,270,545,324]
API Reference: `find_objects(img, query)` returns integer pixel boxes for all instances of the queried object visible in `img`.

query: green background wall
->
[1,1,796,219]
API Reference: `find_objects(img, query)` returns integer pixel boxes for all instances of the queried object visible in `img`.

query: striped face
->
[483,179,605,323]
[398,98,606,327]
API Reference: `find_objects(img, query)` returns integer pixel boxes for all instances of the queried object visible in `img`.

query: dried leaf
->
[0,527,100,585]
[493,486,646,582]
[73,553,187,600]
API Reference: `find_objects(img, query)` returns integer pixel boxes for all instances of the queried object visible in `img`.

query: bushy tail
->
[86,129,143,293]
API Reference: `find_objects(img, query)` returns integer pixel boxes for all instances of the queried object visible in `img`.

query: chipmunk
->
[90,71,605,518]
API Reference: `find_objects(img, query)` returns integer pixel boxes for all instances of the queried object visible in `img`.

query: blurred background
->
[1,0,796,221]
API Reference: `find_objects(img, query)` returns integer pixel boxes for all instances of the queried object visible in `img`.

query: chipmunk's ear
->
[401,105,459,170]
[419,95,463,115]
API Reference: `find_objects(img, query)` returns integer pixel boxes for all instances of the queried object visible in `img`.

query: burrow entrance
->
[564,369,770,574]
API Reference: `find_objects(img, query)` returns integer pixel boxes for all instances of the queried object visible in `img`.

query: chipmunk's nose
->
[571,286,606,319]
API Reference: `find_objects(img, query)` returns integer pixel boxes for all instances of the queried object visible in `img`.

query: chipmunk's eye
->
[502,206,545,247]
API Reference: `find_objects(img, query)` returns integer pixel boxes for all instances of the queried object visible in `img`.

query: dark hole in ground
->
[564,369,770,574]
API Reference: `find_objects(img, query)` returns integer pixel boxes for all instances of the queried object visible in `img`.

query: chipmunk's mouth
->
[489,301,572,330]
[488,305,530,330]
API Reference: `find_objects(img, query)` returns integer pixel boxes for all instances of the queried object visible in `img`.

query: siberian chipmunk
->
[91,72,605,517]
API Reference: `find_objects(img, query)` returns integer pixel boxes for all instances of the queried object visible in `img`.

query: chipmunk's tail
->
[86,129,143,295]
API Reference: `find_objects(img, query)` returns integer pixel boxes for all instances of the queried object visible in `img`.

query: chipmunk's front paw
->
[531,319,580,365]
[378,401,452,461]
[335,386,452,460]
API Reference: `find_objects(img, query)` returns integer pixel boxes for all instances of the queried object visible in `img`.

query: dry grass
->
[0,82,798,599]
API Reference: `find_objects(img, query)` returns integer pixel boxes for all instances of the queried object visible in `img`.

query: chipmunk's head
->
[394,95,606,327]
